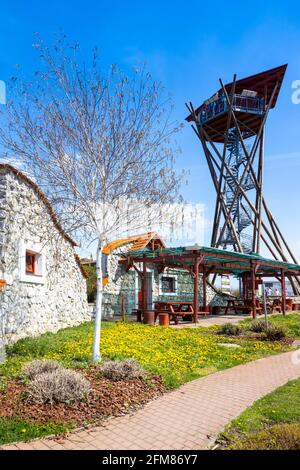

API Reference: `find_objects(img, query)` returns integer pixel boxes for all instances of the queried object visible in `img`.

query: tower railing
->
[198,94,265,125]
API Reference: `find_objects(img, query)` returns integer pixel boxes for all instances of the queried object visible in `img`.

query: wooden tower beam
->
[186,67,300,295]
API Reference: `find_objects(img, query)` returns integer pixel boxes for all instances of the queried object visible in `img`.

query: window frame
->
[25,251,38,275]
[159,273,177,296]
[19,240,46,284]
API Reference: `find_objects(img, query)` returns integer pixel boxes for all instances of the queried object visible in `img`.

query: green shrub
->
[82,264,97,303]
[248,320,286,340]
[26,368,91,404]
[217,323,241,336]
[22,360,61,380]
[249,319,268,333]
[229,423,300,450]
[100,359,145,381]
[263,323,286,341]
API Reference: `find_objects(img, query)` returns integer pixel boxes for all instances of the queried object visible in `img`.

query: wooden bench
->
[154,301,197,324]
[155,310,194,325]
[224,299,263,316]
[234,305,252,315]
[268,299,283,313]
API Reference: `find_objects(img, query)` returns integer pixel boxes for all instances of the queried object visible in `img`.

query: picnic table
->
[223,298,263,315]
[223,299,239,315]
[222,297,295,315]
[154,301,208,324]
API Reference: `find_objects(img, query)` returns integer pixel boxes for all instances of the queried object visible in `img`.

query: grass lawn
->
[218,378,300,450]
[2,313,299,388]
[240,312,300,338]
[0,418,68,446]
[0,313,299,445]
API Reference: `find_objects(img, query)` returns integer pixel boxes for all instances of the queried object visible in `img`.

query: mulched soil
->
[0,367,166,427]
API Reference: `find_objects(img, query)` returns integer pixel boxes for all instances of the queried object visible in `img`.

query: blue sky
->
[1,0,300,256]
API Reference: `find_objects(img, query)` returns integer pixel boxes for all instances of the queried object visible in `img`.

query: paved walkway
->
[3,350,300,451]
[174,314,245,328]
[174,311,298,329]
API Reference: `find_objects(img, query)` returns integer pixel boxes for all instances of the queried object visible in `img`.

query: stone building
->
[102,233,230,317]
[0,164,89,343]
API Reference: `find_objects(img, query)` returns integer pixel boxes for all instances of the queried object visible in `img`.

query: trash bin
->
[143,310,155,325]
[159,313,170,326]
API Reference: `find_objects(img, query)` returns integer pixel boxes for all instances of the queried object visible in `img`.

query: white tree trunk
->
[92,240,103,362]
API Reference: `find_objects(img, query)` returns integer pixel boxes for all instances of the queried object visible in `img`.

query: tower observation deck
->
[186,64,300,294]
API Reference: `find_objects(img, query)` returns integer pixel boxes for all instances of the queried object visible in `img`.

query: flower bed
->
[0,364,165,444]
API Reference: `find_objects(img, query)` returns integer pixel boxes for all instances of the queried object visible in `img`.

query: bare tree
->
[0,35,183,361]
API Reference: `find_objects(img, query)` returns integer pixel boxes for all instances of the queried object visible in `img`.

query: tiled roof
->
[102,232,165,289]
[102,232,165,255]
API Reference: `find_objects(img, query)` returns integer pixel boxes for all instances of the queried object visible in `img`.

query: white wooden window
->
[159,274,177,295]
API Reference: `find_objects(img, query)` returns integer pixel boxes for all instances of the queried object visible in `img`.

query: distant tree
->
[0,35,183,361]
[82,264,97,303]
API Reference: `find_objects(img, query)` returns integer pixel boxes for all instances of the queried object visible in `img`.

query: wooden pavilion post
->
[242,273,247,302]
[281,269,286,315]
[251,265,257,319]
[202,265,207,312]
[142,257,147,312]
[193,257,199,324]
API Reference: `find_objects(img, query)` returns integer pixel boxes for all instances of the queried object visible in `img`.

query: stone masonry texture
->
[0,168,89,343]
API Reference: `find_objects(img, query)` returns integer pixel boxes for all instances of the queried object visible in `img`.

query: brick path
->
[174,311,297,329]
[174,314,244,328]
[2,350,300,450]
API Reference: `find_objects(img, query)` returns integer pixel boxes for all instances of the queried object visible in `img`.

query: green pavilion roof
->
[118,244,300,275]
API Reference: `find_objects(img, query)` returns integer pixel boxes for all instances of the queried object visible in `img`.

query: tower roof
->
[219,64,287,109]
[185,65,287,142]
[186,64,287,123]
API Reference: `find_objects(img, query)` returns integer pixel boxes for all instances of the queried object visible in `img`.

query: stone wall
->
[154,267,228,307]
[0,169,89,343]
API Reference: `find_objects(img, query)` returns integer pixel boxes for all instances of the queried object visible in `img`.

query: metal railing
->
[198,94,265,124]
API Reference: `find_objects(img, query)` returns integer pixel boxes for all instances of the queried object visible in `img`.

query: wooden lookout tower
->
[186,64,300,294]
